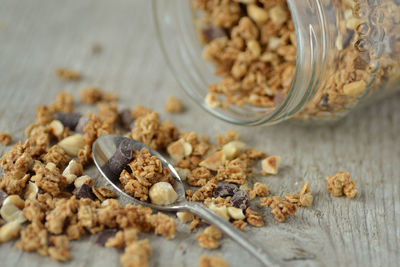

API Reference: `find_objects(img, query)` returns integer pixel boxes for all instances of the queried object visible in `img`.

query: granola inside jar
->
[153,0,400,126]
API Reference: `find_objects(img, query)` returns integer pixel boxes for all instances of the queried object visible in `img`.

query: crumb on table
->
[165,95,184,113]
[0,132,12,146]
[55,68,81,81]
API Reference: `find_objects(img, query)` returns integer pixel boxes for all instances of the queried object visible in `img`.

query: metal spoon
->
[92,134,279,266]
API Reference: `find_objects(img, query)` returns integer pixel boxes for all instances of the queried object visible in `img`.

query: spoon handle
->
[184,202,279,267]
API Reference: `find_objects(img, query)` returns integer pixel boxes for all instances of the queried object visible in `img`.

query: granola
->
[80,87,118,104]
[261,196,297,222]
[55,68,81,81]
[41,145,70,169]
[49,91,74,113]
[120,239,152,267]
[165,95,184,113]
[197,225,222,249]
[199,255,229,267]
[245,208,264,227]
[130,111,179,150]
[0,132,12,146]
[327,171,357,198]
[284,181,313,207]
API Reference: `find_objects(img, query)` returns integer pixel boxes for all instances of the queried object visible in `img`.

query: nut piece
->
[176,211,195,223]
[175,168,191,181]
[299,181,313,206]
[24,182,39,200]
[261,155,281,175]
[247,4,269,24]
[0,221,21,243]
[57,134,85,157]
[343,80,367,96]
[62,159,84,184]
[268,37,281,50]
[269,5,288,27]
[149,182,178,205]
[208,204,229,220]
[74,175,93,188]
[222,141,245,160]
[167,139,193,161]
[227,207,245,220]
[199,151,226,171]
[48,120,64,138]
[247,40,261,58]
[205,93,221,109]
[0,195,26,223]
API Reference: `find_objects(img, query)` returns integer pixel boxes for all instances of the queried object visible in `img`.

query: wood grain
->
[0,0,399,266]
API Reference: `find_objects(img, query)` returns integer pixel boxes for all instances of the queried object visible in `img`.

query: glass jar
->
[152,0,400,126]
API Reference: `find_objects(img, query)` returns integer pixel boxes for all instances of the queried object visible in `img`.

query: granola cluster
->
[0,132,12,146]
[197,225,222,249]
[260,196,297,223]
[284,181,313,207]
[164,95,184,113]
[326,171,357,198]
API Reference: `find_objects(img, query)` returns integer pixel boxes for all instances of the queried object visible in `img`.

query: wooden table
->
[0,1,399,266]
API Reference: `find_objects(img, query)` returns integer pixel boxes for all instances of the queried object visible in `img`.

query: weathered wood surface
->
[0,0,399,266]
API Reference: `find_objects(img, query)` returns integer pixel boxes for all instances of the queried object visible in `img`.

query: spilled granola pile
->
[0,88,357,266]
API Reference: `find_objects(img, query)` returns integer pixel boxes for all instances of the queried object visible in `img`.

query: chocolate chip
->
[95,229,117,246]
[0,189,8,208]
[75,116,90,134]
[230,190,250,210]
[73,184,97,200]
[119,109,134,130]
[213,182,238,198]
[318,93,331,109]
[103,138,134,181]
[201,25,227,42]
[342,29,354,49]
[54,112,82,130]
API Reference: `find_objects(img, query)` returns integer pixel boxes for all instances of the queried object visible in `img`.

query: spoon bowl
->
[93,134,279,266]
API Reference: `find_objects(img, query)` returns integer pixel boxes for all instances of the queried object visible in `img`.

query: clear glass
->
[152,0,400,126]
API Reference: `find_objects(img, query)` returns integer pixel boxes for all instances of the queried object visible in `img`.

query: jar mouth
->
[152,0,325,126]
